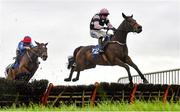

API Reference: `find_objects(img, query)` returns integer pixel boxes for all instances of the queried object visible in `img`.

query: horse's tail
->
[67,46,83,69]
[4,64,12,78]
[4,68,8,77]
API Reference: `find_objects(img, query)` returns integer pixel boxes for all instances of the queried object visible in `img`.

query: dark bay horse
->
[64,13,148,84]
[5,41,48,82]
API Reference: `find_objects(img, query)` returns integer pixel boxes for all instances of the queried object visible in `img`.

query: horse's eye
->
[126,19,131,23]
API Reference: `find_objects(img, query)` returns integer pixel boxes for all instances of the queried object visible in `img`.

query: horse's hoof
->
[64,78,71,82]
[72,78,79,82]
[129,82,134,87]
[143,79,149,84]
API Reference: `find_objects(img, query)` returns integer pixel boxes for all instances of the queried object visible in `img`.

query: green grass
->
[0,101,180,111]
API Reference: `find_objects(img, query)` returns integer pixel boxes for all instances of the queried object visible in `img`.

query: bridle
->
[124,19,138,32]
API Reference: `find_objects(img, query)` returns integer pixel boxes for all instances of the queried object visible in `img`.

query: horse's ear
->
[35,41,40,45]
[45,43,48,46]
[131,14,133,18]
[122,13,127,19]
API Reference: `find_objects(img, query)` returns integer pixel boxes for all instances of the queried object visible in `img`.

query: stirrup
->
[72,63,76,67]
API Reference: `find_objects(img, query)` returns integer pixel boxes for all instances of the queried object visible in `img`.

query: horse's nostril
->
[138,26,142,29]
[136,26,142,33]
[42,55,47,60]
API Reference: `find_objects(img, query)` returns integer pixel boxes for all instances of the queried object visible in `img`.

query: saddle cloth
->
[92,45,100,55]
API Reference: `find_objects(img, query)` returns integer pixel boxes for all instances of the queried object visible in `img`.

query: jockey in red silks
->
[90,8,116,52]
[12,36,34,69]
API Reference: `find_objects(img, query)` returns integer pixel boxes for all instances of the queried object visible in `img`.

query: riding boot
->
[98,37,104,52]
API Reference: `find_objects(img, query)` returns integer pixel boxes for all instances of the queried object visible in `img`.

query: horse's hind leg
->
[64,67,74,82]
[125,56,148,84]
[72,71,80,82]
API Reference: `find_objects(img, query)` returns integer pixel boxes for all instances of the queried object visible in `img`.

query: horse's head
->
[122,13,142,33]
[35,41,48,61]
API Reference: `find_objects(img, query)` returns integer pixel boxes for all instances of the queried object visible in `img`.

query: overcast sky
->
[0,0,179,85]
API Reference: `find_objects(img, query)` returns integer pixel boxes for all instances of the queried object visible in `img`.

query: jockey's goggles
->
[101,14,109,17]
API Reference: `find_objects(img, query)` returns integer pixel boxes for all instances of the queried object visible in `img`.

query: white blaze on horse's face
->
[41,43,48,61]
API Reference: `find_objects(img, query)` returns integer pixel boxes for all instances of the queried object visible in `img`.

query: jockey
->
[13,36,34,69]
[90,8,116,52]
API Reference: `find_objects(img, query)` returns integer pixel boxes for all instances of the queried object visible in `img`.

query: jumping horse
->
[64,13,148,84]
[5,41,48,82]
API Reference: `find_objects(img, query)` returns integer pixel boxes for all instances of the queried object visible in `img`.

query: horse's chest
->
[116,46,128,58]
[27,62,38,70]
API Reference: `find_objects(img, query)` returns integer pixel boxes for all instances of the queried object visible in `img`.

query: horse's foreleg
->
[125,56,148,84]
[18,66,30,75]
[64,67,74,82]
[115,58,133,84]
[25,73,34,82]
[72,71,80,82]
[26,65,38,82]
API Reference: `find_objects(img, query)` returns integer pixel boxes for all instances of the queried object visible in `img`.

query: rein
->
[107,41,126,47]
[111,41,126,46]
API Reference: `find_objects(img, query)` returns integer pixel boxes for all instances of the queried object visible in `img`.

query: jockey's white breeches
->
[90,30,106,39]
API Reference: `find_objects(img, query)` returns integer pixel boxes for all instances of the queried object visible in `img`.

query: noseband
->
[127,21,136,32]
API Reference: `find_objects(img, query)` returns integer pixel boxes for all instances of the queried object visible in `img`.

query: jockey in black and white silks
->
[90,8,116,52]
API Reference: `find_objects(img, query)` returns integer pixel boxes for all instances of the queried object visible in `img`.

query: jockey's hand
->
[108,27,116,31]
[24,46,30,50]
[111,27,116,32]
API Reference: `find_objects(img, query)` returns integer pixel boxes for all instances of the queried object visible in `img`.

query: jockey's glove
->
[24,46,30,50]
[111,27,116,32]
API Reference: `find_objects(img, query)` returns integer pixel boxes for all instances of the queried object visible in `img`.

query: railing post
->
[90,82,99,107]
[82,90,85,108]
[41,83,53,105]
[130,84,138,104]
[163,85,170,103]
